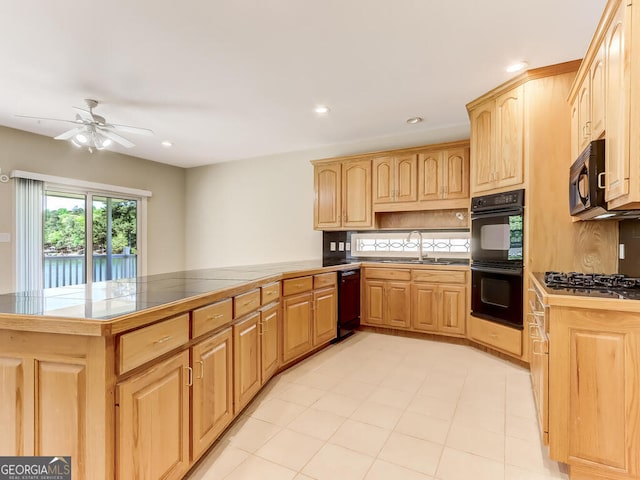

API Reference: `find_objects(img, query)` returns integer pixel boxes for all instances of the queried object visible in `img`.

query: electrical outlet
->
[345,242,350,251]
[330,242,336,252]
[619,243,625,260]
[338,242,345,251]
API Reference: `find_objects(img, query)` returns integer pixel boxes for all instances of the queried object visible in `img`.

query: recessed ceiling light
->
[314,105,330,115]
[506,61,529,73]
[406,117,423,124]
[161,140,173,148]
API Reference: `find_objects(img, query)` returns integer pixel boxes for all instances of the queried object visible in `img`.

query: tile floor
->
[186,331,568,480]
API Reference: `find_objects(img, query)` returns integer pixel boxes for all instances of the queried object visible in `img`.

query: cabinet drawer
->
[192,298,233,338]
[261,282,281,305]
[363,268,411,281]
[314,272,337,289]
[118,314,189,374]
[234,289,261,318]
[412,270,466,284]
[283,276,313,296]
[470,316,522,356]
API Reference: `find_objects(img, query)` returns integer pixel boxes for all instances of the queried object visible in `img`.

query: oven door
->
[471,265,523,329]
[471,209,523,264]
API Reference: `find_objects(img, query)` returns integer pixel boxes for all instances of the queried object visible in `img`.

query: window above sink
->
[350,231,470,260]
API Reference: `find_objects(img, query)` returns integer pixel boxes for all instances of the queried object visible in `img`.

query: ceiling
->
[0,0,606,168]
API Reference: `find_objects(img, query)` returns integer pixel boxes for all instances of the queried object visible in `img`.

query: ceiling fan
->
[16,99,154,152]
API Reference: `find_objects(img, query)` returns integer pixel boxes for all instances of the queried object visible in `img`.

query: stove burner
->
[544,271,640,290]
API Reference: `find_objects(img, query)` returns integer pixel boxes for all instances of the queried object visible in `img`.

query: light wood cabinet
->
[260,303,279,384]
[385,282,411,328]
[313,286,337,346]
[233,312,261,413]
[527,280,549,445]
[191,327,234,461]
[363,268,412,329]
[549,306,640,479]
[313,159,372,230]
[117,350,190,480]
[417,148,469,202]
[281,273,337,365]
[373,154,418,204]
[411,272,466,336]
[468,85,524,194]
[469,315,522,357]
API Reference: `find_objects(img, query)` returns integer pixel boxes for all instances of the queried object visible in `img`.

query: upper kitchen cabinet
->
[569,0,640,210]
[417,147,470,203]
[372,154,418,205]
[468,85,524,194]
[313,159,372,230]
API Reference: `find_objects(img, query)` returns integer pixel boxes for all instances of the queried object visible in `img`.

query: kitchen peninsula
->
[0,260,470,480]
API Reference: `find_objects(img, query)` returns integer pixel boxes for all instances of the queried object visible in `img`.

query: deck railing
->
[44,254,137,288]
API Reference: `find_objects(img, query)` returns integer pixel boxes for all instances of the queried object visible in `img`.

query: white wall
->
[185,124,470,268]
[0,126,186,294]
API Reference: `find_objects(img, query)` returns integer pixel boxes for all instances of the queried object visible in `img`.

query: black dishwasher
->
[334,268,361,342]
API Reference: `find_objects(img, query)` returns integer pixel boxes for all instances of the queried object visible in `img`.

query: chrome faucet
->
[407,230,425,261]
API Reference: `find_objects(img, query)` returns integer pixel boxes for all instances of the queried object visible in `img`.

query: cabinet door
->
[577,79,591,153]
[385,281,411,329]
[364,280,385,325]
[313,286,337,346]
[282,292,314,363]
[372,156,395,204]
[590,44,606,140]
[438,284,466,335]
[233,312,261,413]
[395,154,418,202]
[570,99,580,162]
[470,101,495,193]
[605,2,630,202]
[0,357,25,456]
[411,284,438,332]
[495,85,524,189]
[314,163,342,229]
[343,159,372,228]
[417,151,443,201]
[261,304,279,384]
[118,351,190,480]
[192,328,233,461]
[443,148,470,200]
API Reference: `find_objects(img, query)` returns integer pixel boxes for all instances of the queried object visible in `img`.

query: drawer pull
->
[196,361,204,379]
[209,313,224,320]
[154,335,172,345]
[186,366,193,386]
[489,333,498,339]
[243,299,257,306]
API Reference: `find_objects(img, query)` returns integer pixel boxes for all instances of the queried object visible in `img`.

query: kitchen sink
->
[379,259,452,265]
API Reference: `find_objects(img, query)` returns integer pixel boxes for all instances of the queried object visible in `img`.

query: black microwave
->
[569,139,607,220]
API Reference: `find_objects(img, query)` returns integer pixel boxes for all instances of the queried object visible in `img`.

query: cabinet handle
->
[489,333,498,339]
[154,335,172,345]
[258,321,264,336]
[209,313,224,320]
[583,121,591,139]
[243,299,257,306]
[597,172,606,189]
[196,361,204,379]
[186,366,193,386]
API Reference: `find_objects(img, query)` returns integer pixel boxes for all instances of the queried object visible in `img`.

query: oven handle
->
[471,208,523,219]
[471,264,523,276]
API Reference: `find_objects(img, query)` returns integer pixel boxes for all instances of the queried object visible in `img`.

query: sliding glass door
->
[44,191,139,288]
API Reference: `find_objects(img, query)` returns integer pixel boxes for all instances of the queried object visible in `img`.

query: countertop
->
[530,272,640,312]
[0,259,469,336]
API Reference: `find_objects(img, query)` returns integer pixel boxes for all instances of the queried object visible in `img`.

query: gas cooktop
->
[543,271,640,300]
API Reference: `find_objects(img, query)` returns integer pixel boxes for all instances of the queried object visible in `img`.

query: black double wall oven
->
[470,189,524,330]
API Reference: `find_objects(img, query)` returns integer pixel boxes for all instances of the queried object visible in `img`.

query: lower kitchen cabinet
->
[191,327,234,461]
[469,315,522,357]
[527,281,549,445]
[233,312,261,413]
[117,350,190,480]
[549,306,640,479]
[282,291,314,363]
[411,283,466,336]
[313,286,337,345]
[260,303,279,384]
[364,279,411,328]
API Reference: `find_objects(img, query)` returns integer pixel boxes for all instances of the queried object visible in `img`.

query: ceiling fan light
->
[75,133,88,144]
[102,138,113,147]
[71,138,83,148]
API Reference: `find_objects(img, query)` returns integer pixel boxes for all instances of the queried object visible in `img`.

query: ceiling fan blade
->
[15,114,81,125]
[108,123,154,136]
[54,127,86,140]
[73,107,95,122]
[97,127,135,148]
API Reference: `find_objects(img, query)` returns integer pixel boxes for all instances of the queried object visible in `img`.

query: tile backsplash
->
[619,219,640,276]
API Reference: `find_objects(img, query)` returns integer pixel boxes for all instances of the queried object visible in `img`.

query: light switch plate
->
[338,242,345,251]
[0,233,10,243]
[345,242,351,251]
[330,242,336,252]
[619,243,625,260]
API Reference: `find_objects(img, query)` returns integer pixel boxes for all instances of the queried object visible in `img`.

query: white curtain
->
[16,178,43,291]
